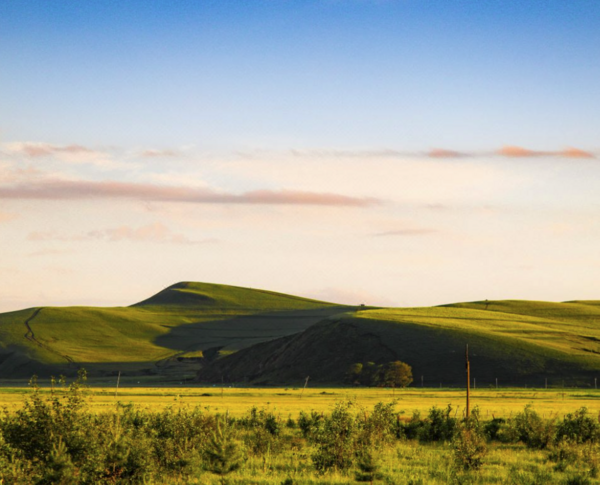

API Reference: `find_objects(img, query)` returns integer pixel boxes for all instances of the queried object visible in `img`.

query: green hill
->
[196,300,600,387]
[0,282,350,378]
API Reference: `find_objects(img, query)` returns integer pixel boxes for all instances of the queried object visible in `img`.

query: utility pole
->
[466,344,470,418]
[115,371,121,398]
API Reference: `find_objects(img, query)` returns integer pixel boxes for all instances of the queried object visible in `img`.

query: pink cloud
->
[497,145,596,159]
[559,147,595,159]
[427,148,466,158]
[0,179,379,206]
[11,143,97,158]
[497,146,546,158]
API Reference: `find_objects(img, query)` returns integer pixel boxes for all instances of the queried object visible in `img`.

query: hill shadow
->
[153,306,357,355]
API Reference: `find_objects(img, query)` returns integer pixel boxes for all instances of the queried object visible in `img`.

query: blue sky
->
[0,1,599,310]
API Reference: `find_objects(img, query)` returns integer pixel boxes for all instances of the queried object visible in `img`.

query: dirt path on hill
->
[23,308,75,365]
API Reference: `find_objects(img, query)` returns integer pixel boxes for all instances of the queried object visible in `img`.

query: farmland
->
[0,385,598,419]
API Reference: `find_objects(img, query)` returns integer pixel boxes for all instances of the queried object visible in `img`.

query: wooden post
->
[300,376,310,399]
[495,377,498,389]
[115,371,121,398]
[595,378,597,390]
[466,344,470,418]
[421,375,424,387]
[545,378,548,389]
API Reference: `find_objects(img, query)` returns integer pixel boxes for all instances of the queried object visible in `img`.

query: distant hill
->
[0,282,350,378]
[197,300,600,387]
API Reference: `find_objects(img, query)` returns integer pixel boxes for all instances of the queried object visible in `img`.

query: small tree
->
[204,418,244,483]
[378,361,413,388]
[345,363,363,385]
[355,448,384,484]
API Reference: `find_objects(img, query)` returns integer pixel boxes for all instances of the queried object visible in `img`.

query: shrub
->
[420,405,458,442]
[355,448,384,483]
[312,401,358,472]
[359,401,398,447]
[513,405,556,449]
[203,418,245,480]
[483,417,505,441]
[452,413,487,471]
[556,408,600,444]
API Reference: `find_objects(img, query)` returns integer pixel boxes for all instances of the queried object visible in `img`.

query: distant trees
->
[345,360,413,387]
[380,361,413,388]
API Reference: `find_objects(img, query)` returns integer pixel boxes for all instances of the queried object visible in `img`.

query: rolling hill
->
[196,300,600,387]
[2,282,600,386]
[0,282,351,378]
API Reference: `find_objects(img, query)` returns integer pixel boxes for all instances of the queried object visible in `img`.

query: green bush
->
[419,405,458,443]
[512,405,556,449]
[452,415,487,471]
[556,408,600,444]
[311,401,358,472]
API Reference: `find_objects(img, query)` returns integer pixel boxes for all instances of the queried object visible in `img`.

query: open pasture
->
[0,385,598,418]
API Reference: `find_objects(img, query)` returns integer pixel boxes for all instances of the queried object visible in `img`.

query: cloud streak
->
[5,142,103,160]
[140,149,179,158]
[0,179,379,207]
[496,146,595,159]
[251,146,597,160]
[28,223,216,245]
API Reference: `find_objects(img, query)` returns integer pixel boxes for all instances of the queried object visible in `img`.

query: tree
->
[345,363,363,385]
[204,418,244,483]
[378,361,413,388]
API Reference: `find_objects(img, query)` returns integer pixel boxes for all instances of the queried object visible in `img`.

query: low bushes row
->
[0,373,599,483]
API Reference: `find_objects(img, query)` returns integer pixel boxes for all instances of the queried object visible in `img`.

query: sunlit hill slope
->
[197,299,600,387]
[0,282,350,378]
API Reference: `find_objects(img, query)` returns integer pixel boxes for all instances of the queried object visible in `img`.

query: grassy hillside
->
[197,300,600,387]
[0,282,349,378]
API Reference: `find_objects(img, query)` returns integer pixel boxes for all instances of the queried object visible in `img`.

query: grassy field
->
[0,386,598,419]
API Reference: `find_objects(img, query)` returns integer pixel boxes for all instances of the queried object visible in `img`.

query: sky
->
[1,0,599,312]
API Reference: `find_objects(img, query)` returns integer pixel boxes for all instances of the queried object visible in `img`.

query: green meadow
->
[0,386,597,419]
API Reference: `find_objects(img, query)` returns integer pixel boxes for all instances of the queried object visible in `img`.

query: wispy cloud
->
[497,145,596,159]
[6,142,97,158]
[140,149,180,158]
[28,223,216,245]
[240,145,596,160]
[0,179,379,206]
[2,142,132,170]
[90,223,216,245]
[427,149,467,158]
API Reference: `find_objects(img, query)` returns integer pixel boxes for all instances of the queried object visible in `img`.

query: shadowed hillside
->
[0,282,350,378]
[197,301,600,387]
